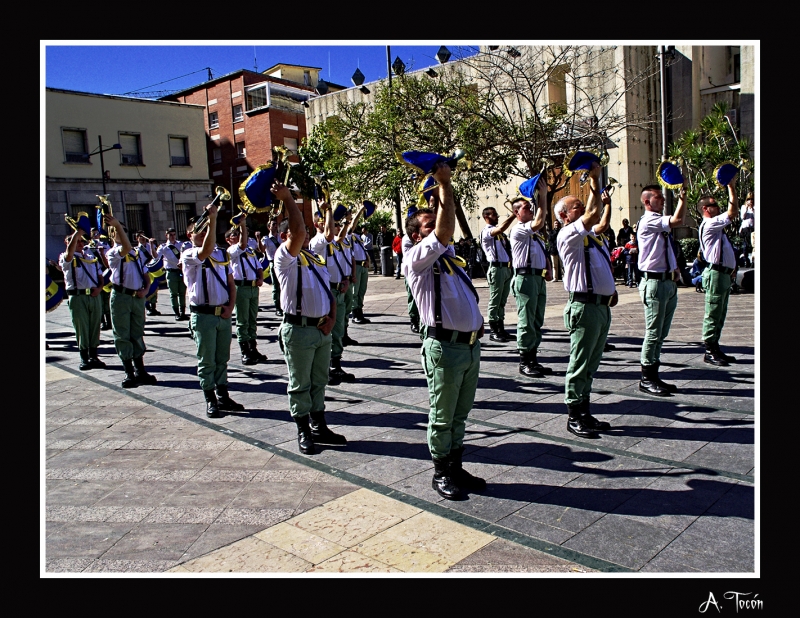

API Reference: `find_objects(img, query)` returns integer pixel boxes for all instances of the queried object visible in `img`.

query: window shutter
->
[169,137,186,158]
[120,134,139,155]
[63,130,86,153]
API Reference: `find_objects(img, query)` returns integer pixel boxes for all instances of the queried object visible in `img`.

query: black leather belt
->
[66,289,92,296]
[570,292,614,306]
[491,261,511,268]
[235,279,257,287]
[112,284,139,296]
[709,264,734,274]
[515,267,547,276]
[356,260,367,266]
[190,304,224,316]
[426,326,481,345]
[166,268,181,272]
[284,313,325,326]
[330,282,346,292]
[642,271,679,281]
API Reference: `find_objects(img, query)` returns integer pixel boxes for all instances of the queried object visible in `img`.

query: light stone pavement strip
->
[44,268,756,575]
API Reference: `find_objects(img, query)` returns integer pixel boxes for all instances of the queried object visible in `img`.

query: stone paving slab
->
[44,270,756,577]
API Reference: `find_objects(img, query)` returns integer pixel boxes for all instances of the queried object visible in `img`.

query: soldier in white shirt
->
[309,207,356,385]
[509,175,553,378]
[479,206,516,342]
[226,219,266,366]
[263,219,284,316]
[403,161,486,501]
[635,180,687,396]
[181,205,244,418]
[272,181,343,455]
[104,216,158,389]
[555,162,617,439]
[59,229,106,371]
[348,208,372,325]
[156,227,188,321]
[698,177,739,366]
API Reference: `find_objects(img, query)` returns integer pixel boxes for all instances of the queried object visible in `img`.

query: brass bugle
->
[194,186,231,233]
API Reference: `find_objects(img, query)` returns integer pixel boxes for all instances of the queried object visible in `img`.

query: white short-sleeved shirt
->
[700,213,736,269]
[480,224,510,263]
[106,246,149,290]
[59,248,103,290]
[338,238,354,276]
[273,244,331,318]
[227,244,262,281]
[349,233,368,261]
[181,246,232,307]
[180,240,193,253]
[557,218,616,296]
[403,232,483,332]
[510,221,548,269]
[361,233,373,252]
[402,234,414,256]
[636,210,678,273]
[264,234,281,261]
[157,241,183,269]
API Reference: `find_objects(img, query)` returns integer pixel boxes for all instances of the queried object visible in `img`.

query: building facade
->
[44,88,211,260]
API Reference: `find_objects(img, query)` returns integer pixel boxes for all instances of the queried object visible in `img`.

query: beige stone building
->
[304,44,755,240]
[44,88,211,259]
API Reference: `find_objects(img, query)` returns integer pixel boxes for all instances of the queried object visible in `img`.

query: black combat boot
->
[566,403,599,438]
[580,399,611,431]
[121,359,138,388]
[714,342,737,363]
[342,325,358,346]
[449,446,486,491]
[529,349,553,375]
[518,351,544,378]
[174,307,182,321]
[240,341,257,366]
[352,308,371,324]
[216,384,244,411]
[249,339,267,362]
[431,455,462,500]
[497,320,515,342]
[329,357,355,385]
[653,361,677,393]
[309,411,347,445]
[133,356,158,385]
[79,349,92,371]
[204,389,220,418]
[88,347,107,369]
[704,341,730,367]
[488,321,505,343]
[639,364,671,396]
[295,415,315,454]
[410,318,420,334]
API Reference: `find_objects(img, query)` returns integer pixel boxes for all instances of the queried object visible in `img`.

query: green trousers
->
[110,291,146,361]
[101,289,111,324]
[563,298,611,406]
[331,288,346,358]
[405,280,419,322]
[166,270,186,314]
[512,273,546,352]
[701,268,731,344]
[191,312,232,391]
[421,332,481,458]
[345,279,355,316]
[353,264,368,311]
[272,277,282,312]
[639,278,678,365]
[67,293,102,350]
[486,264,513,322]
[234,285,259,343]
[281,322,332,418]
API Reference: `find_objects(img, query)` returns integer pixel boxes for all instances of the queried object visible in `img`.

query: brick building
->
[162,68,320,231]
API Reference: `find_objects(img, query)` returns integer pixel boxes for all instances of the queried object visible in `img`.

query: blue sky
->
[43,42,482,97]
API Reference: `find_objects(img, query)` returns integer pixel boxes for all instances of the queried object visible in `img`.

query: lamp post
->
[87,136,122,195]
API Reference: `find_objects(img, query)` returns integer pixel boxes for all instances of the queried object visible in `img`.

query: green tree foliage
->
[667,101,754,229]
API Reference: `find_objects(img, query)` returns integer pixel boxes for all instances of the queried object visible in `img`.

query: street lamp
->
[86,136,122,194]
[351,68,370,94]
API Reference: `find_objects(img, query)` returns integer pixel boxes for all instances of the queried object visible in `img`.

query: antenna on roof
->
[254,46,258,72]
[207,67,212,81]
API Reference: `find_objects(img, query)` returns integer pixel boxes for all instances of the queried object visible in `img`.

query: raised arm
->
[433,163,455,243]
[238,219,248,250]
[592,190,612,234]
[490,212,517,236]
[64,229,82,262]
[580,162,603,229]
[529,175,549,233]
[669,181,688,228]
[725,176,739,220]
[273,181,304,257]
[197,203,219,261]
[104,214,131,256]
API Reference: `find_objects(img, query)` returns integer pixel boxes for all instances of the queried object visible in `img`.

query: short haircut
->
[511,198,529,215]
[482,206,497,219]
[225,227,240,238]
[622,219,629,225]
[167,227,176,233]
[406,208,435,239]
[278,220,290,235]
[698,194,717,210]
[641,184,662,206]
[553,197,570,225]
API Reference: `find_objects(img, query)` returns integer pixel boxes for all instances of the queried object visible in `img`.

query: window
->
[125,203,150,236]
[119,133,142,166]
[209,111,219,129]
[547,64,570,115]
[233,104,243,122]
[283,137,298,152]
[169,136,190,166]
[236,142,246,158]
[303,70,311,86]
[175,204,195,237]
[62,128,89,163]
[246,86,267,111]
[212,147,222,164]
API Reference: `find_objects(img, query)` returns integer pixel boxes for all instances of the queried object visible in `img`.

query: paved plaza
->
[43,269,756,576]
